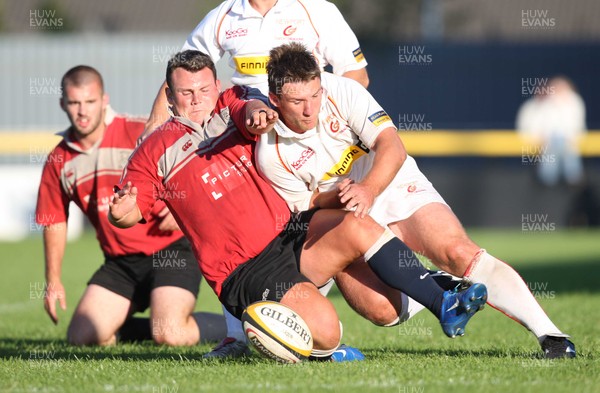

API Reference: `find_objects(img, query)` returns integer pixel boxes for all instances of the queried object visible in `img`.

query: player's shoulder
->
[210,0,240,20]
[298,0,339,13]
[104,107,147,144]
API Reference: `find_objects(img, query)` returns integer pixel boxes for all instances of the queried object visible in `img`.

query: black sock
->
[367,238,444,318]
[192,312,227,343]
[118,317,152,343]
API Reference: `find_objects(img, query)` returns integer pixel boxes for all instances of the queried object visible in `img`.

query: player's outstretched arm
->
[108,181,143,228]
[140,80,170,142]
[343,68,369,89]
[43,223,68,325]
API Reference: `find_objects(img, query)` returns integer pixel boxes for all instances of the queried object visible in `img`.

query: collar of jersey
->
[58,105,116,154]
[173,115,210,133]
[273,120,317,140]
[235,0,297,17]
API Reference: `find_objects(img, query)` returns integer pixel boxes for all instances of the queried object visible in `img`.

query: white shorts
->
[367,155,448,226]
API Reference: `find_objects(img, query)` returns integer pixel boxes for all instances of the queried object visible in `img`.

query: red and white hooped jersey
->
[256,72,448,225]
[36,107,183,257]
[182,0,367,93]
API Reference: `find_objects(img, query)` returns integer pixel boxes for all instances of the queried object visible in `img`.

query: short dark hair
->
[61,65,104,96]
[267,43,320,96]
[166,50,217,90]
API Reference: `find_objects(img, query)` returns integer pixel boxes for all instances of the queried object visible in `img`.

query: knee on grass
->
[67,320,115,346]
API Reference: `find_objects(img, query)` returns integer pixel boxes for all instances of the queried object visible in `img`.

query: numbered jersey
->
[183,0,367,93]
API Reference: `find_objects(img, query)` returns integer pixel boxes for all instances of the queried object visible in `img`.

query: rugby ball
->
[241,301,313,363]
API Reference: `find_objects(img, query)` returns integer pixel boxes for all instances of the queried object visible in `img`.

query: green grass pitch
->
[0,229,598,393]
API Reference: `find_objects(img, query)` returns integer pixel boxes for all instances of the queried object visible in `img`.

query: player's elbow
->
[359,73,369,89]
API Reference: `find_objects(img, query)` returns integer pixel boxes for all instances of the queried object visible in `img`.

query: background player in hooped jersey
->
[144,0,369,136]
[142,0,370,359]
[109,50,488,362]
[36,66,226,346]
[256,43,576,359]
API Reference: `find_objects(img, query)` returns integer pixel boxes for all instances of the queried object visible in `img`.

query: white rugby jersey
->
[182,0,367,93]
[256,72,396,212]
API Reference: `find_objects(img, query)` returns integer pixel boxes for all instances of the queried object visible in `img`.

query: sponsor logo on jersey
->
[225,27,248,39]
[291,147,315,170]
[353,47,365,63]
[325,114,342,133]
[234,56,269,75]
[283,25,297,36]
[368,110,392,127]
[407,184,417,193]
[322,144,368,180]
[200,153,253,201]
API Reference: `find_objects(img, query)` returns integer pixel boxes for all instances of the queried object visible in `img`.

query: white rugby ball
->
[241,301,313,363]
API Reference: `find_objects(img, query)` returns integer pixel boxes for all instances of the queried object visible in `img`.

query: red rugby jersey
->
[36,107,183,257]
[120,87,291,296]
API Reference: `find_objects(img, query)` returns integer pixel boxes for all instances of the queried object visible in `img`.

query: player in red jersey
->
[109,51,488,359]
[36,65,225,346]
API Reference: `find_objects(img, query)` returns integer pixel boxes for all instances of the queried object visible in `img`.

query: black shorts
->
[219,209,318,319]
[88,237,201,313]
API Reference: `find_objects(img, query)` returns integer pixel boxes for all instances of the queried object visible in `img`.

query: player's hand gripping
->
[337,178,376,218]
[44,280,66,325]
[246,108,279,134]
[109,181,140,226]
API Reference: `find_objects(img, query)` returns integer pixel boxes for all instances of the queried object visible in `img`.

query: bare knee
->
[151,317,196,346]
[282,283,340,350]
[341,213,385,254]
[435,238,479,275]
[67,317,115,346]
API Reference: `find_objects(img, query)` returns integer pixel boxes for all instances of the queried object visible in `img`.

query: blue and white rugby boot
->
[331,344,365,362]
[439,283,487,338]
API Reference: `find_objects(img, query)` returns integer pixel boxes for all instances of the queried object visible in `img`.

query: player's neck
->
[72,123,106,150]
[249,0,277,16]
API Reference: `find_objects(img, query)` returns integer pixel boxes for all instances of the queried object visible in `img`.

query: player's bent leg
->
[150,286,199,346]
[302,209,484,338]
[280,282,341,353]
[334,261,403,326]
[67,284,131,346]
[391,203,573,356]
[388,203,479,275]
[300,209,385,286]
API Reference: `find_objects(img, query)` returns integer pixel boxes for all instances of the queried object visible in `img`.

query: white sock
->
[399,293,427,324]
[384,293,427,327]
[464,250,568,340]
[318,278,335,296]
[223,305,247,342]
[310,321,342,358]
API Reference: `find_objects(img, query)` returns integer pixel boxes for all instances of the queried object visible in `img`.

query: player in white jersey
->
[256,42,576,359]
[144,0,368,134]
